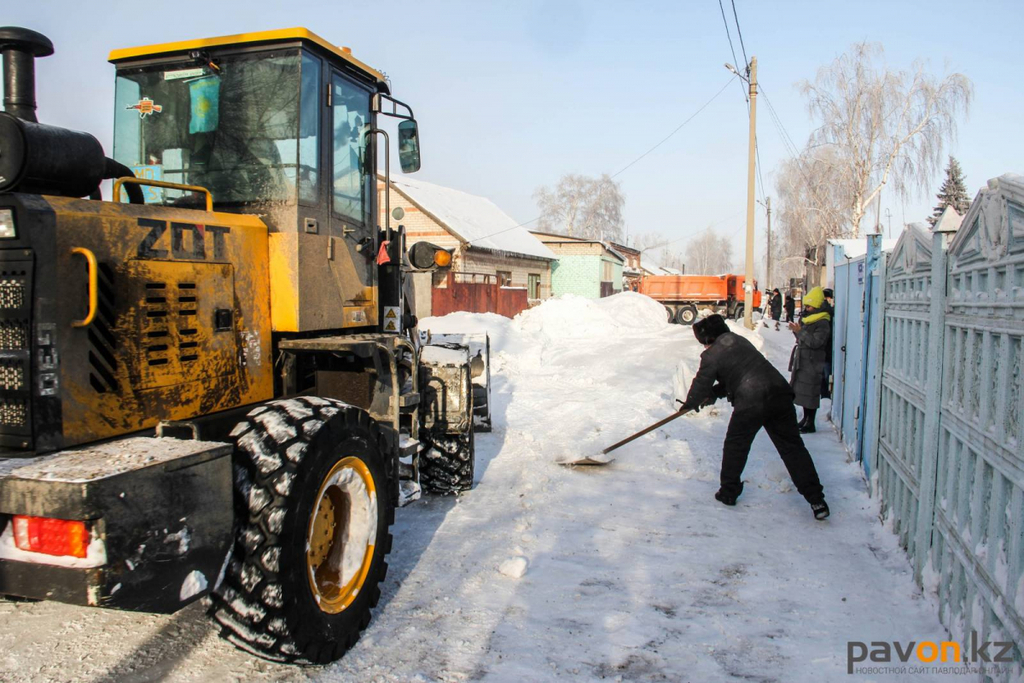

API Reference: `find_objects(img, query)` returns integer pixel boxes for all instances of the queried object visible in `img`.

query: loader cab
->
[109,29,421,332]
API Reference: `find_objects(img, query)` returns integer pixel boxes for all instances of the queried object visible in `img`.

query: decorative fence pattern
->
[928,177,1024,668]
[837,175,1024,678]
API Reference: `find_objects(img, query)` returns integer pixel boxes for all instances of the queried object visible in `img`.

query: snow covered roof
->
[530,231,625,261]
[385,175,556,261]
[932,206,963,234]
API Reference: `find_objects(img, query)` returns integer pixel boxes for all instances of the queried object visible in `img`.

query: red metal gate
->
[432,272,529,318]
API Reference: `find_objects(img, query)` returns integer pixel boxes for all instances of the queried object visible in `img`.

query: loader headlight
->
[409,241,453,270]
[0,209,16,239]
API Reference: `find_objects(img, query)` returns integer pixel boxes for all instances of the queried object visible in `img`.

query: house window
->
[528,273,540,299]
[602,261,613,281]
[497,270,512,287]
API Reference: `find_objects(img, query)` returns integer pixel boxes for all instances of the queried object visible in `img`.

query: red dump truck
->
[640,274,762,325]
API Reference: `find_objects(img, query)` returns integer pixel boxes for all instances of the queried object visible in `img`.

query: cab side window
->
[331,73,372,226]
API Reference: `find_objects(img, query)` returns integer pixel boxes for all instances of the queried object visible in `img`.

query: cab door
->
[328,70,376,308]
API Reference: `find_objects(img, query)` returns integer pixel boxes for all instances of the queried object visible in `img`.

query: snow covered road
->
[0,294,956,682]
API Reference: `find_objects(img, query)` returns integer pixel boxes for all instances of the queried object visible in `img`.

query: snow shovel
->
[559,406,693,467]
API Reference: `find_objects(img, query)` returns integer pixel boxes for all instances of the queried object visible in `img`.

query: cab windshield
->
[113,49,316,206]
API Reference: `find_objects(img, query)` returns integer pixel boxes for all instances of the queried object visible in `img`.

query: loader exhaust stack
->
[0,27,52,123]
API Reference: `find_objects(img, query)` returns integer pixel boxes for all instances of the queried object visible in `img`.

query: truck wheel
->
[675,306,698,326]
[733,306,744,321]
[210,398,394,663]
[421,428,474,494]
[664,306,675,323]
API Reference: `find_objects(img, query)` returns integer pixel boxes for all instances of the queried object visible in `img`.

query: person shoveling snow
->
[678,314,830,520]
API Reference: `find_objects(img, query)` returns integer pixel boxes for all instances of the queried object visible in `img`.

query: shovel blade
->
[557,454,614,467]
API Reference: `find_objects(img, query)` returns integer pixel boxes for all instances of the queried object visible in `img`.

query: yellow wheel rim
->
[306,456,378,614]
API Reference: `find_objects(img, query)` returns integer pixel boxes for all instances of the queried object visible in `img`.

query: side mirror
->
[398,120,421,173]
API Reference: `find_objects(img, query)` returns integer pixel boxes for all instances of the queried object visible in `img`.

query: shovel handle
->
[601,408,691,455]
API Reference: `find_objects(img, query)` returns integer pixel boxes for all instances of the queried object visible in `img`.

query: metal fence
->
[832,175,1024,678]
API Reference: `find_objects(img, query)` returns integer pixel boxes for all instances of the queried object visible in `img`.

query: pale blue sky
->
[4,0,1022,266]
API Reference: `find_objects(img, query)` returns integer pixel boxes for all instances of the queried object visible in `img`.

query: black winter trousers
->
[720,399,824,503]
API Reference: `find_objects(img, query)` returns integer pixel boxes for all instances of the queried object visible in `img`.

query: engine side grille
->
[0,278,26,309]
[0,397,27,427]
[0,260,33,444]
[0,320,28,350]
[88,263,119,393]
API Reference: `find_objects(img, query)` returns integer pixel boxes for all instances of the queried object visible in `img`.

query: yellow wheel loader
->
[0,26,484,663]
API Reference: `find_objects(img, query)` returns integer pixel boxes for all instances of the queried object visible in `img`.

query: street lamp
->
[724,58,758,329]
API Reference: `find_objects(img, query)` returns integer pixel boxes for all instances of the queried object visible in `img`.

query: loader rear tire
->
[210,398,394,663]
[421,428,475,494]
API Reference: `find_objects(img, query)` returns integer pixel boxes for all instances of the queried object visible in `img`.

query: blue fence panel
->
[831,248,851,432]
[837,254,866,455]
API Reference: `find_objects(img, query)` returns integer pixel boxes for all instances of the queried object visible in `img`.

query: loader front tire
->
[210,398,394,663]
[421,428,475,494]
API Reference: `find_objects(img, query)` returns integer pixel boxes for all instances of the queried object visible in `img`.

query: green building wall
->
[550,255,623,298]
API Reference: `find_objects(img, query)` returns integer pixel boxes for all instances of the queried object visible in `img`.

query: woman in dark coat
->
[784,293,796,323]
[769,289,783,329]
[788,287,831,433]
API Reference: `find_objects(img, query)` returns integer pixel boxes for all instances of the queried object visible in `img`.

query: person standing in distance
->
[769,288,783,330]
[678,314,829,519]
[789,287,832,432]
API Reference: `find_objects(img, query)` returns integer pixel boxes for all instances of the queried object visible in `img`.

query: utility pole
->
[765,196,772,291]
[743,57,757,329]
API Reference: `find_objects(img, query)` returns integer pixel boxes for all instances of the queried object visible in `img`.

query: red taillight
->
[11,515,88,558]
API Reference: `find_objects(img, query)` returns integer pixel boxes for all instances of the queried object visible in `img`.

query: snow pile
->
[513,292,668,341]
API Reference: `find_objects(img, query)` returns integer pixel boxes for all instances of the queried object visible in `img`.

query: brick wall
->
[461,251,552,299]
[378,181,553,301]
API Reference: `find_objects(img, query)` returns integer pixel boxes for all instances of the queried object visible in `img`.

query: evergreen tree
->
[928,156,972,226]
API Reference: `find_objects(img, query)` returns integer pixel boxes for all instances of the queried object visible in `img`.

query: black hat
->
[693,314,729,345]
[823,288,834,298]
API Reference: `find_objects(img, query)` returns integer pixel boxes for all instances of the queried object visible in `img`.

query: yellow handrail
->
[112,177,214,212]
[71,247,98,328]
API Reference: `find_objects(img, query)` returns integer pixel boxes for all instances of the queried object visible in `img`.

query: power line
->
[637,209,746,254]
[730,0,750,71]
[463,78,734,247]
[717,0,747,103]
[760,85,801,158]
[611,78,733,178]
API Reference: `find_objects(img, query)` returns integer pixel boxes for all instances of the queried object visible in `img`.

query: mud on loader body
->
[0,27,486,662]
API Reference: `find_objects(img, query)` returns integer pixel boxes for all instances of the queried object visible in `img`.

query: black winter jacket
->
[683,332,793,411]
[770,293,783,319]
[788,317,831,409]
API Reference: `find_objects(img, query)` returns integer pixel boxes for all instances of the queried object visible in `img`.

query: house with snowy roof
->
[530,231,626,298]
[378,175,556,316]
[608,241,642,291]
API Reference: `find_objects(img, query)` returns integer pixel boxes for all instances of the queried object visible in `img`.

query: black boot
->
[715,489,738,506]
[810,499,830,520]
[799,409,817,433]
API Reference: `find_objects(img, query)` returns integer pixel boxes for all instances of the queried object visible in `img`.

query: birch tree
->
[685,227,733,275]
[800,42,972,233]
[534,173,625,241]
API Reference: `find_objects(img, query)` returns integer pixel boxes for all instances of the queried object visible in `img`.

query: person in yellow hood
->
[788,287,832,432]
